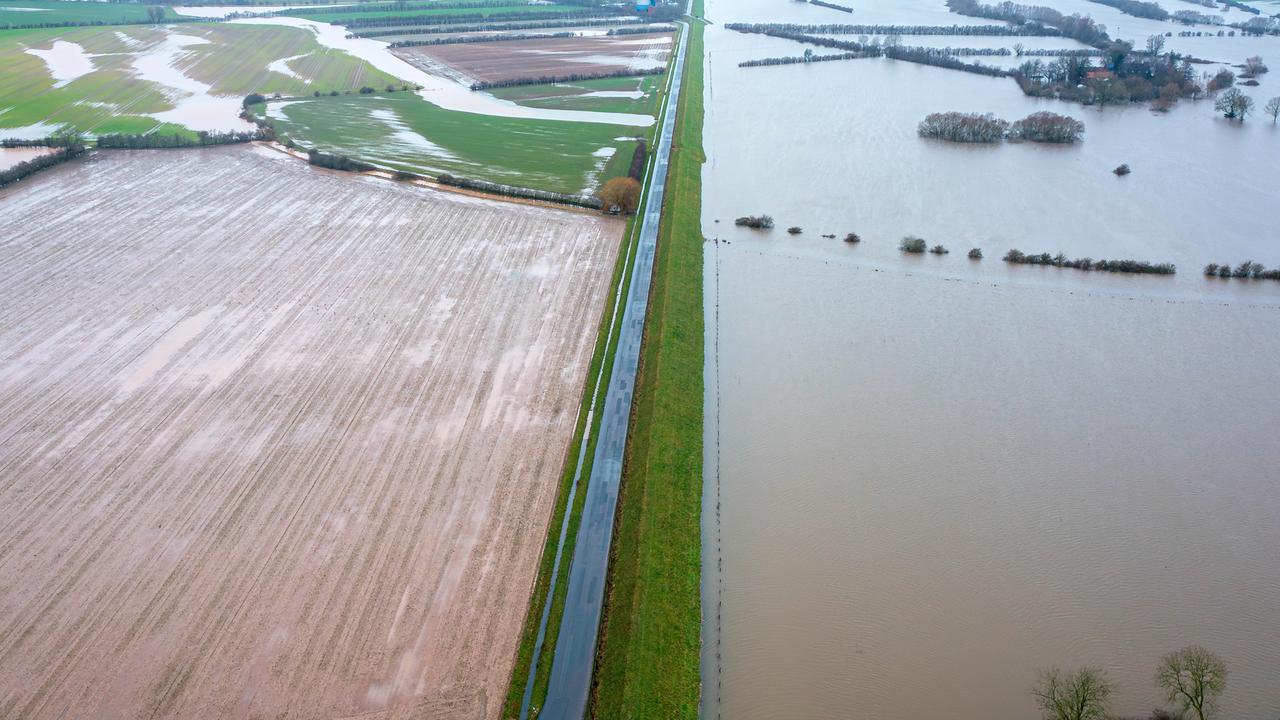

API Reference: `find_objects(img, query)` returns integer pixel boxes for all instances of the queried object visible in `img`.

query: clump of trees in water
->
[968,247,983,259]
[0,137,87,188]
[1215,87,1255,120]
[844,232,861,243]
[787,226,803,234]
[1034,646,1227,720]
[1003,249,1175,274]
[438,173,602,209]
[470,67,664,91]
[735,215,774,229]
[930,244,949,254]
[918,111,1083,143]
[1204,261,1280,280]
[900,236,927,253]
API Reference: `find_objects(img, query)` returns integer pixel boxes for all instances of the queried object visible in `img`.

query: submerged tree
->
[1215,88,1254,120]
[1032,667,1116,720]
[1156,646,1228,720]
[597,177,641,215]
[1265,96,1280,124]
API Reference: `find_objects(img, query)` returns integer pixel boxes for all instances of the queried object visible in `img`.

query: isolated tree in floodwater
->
[1265,97,1280,124]
[1146,34,1165,56]
[1032,667,1115,720]
[1215,88,1254,120]
[597,177,641,215]
[1156,646,1228,720]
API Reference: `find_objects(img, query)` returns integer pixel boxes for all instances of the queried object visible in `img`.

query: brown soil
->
[398,32,672,84]
[0,146,621,720]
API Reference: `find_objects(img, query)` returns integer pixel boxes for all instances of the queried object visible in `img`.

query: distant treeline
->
[608,24,676,35]
[285,0,538,16]
[1083,0,1168,21]
[96,129,272,149]
[724,21,1062,36]
[740,51,873,67]
[2,135,83,148]
[1219,0,1261,15]
[0,142,86,189]
[470,66,664,91]
[918,111,1085,143]
[1004,249,1175,275]
[437,173,602,209]
[1017,47,1106,56]
[0,14,202,31]
[808,0,854,13]
[368,17,647,39]
[342,10,621,30]
[946,0,1112,48]
[1204,261,1280,280]
[389,30,576,46]
[307,148,375,172]
[730,25,1015,76]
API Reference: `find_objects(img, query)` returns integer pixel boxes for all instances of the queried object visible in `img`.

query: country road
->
[533,16,691,720]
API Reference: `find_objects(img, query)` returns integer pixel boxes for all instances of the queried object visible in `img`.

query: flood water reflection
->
[701,0,1280,718]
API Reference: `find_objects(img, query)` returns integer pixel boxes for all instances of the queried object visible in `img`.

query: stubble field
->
[0,146,620,720]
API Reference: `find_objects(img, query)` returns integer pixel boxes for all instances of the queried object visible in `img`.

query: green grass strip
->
[588,1,705,717]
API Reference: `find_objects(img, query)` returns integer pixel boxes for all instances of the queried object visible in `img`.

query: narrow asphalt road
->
[534,18,691,720]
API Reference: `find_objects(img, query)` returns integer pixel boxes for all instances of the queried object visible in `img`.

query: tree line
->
[438,173,602,208]
[918,110,1084,143]
[947,0,1113,48]
[469,67,664,91]
[723,21,1062,36]
[96,129,272,149]
[807,0,854,13]
[388,30,577,46]
[740,50,873,67]
[1204,260,1280,280]
[284,0,540,17]
[1083,0,1169,21]
[1003,249,1175,274]
[342,9,622,30]
[727,26,1012,77]
[0,142,87,189]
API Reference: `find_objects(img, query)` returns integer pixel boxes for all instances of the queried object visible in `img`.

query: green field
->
[286,3,586,25]
[258,92,643,194]
[492,75,665,116]
[0,23,397,136]
[0,0,171,27]
[590,4,705,719]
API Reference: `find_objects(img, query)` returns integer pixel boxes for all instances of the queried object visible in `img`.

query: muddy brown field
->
[398,33,672,84]
[0,146,621,719]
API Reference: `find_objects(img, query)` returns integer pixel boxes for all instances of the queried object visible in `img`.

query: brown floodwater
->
[701,0,1280,718]
[0,147,54,171]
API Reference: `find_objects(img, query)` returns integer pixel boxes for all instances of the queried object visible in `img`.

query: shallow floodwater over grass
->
[703,0,1280,718]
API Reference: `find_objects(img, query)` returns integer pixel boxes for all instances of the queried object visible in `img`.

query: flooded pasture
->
[702,0,1280,718]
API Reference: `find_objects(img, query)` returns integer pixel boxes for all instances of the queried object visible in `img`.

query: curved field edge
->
[589,3,705,718]
[499,39,682,720]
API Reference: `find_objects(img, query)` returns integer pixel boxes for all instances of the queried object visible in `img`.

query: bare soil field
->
[0,146,621,720]
[397,32,671,84]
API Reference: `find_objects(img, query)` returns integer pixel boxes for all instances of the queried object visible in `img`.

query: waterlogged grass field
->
[260,92,643,194]
[0,0,170,27]
[0,23,397,136]
[492,75,665,116]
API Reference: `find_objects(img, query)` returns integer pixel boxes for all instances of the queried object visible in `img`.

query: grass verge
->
[588,2,705,717]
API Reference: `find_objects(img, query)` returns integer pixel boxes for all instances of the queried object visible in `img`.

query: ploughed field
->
[396,32,672,84]
[0,146,620,719]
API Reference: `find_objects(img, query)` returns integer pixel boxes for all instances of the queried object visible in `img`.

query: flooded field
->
[703,0,1280,718]
[0,146,620,720]
[399,32,671,85]
[0,146,54,170]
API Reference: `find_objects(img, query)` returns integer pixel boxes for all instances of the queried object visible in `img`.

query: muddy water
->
[702,0,1280,718]
[0,147,54,170]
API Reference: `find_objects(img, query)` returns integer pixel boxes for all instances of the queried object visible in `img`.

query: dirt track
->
[403,33,671,83]
[0,146,620,720]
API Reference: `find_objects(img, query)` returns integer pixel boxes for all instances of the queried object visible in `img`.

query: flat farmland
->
[401,32,672,84]
[0,146,621,720]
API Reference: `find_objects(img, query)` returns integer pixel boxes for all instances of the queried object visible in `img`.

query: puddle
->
[26,41,96,88]
[229,16,655,127]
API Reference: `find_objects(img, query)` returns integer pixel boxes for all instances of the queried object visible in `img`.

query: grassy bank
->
[589,1,705,717]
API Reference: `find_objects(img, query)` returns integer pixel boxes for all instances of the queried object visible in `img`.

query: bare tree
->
[1156,646,1227,720]
[1032,667,1116,720]
[1146,34,1165,56]
[1243,55,1268,76]
[1265,96,1280,124]
[1215,88,1254,120]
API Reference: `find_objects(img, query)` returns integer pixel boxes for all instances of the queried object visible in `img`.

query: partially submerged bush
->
[844,232,861,243]
[1114,163,1131,175]
[900,236,927,253]
[929,244,950,254]
[1004,248,1175,274]
[735,214,774,229]
[918,111,1009,142]
[1009,111,1085,143]
[968,247,983,259]
[787,226,803,235]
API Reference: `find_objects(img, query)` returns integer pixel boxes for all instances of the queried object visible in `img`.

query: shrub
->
[1207,68,1235,91]
[735,215,774,229]
[918,111,1009,142]
[900,236,927,253]
[1114,163,1131,175]
[787,226,803,235]
[968,247,983,259]
[359,86,375,94]
[1010,111,1085,142]
[1204,263,1220,276]
[243,92,266,108]
[929,244,949,254]
[844,232,861,243]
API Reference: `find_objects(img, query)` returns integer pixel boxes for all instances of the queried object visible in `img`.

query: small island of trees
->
[918,111,1084,143]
